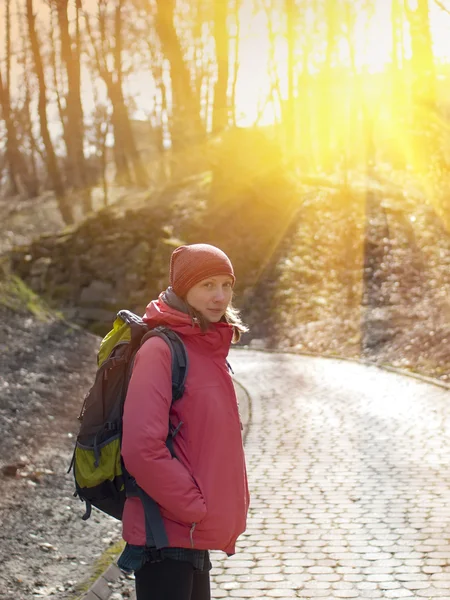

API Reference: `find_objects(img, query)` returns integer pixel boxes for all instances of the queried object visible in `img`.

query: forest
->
[1,0,449,213]
[1,0,450,379]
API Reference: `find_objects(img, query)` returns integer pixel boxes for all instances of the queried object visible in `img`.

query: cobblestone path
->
[207,350,450,599]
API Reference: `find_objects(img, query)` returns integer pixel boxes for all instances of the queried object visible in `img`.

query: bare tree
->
[296,27,314,170]
[1,0,42,198]
[0,71,20,196]
[15,0,40,196]
[26,0,73,224]
[230,0,241,126]
[55,0,93,213]
[141,32,168,152]
[154,0,205,148]
[285,0,296,154]
[1,0,21,195]
[49,3,68,149]
[256,0,283,129]
[389,0,407,168]
[83,0,148,187]
[404,0,437,169]
[318,0,340,172]
[212,0,230,133]
[88,104,110,207]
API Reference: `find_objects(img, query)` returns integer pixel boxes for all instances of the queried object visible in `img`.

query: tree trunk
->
[56,0,92,214]
[89,2,128,185]
[85,0,147,187]
[317,0,339,172]
[263,0,283,127]
[113,0,148,187]
[285,0,296,155]
[230,0,241,127]
[297,50,313,170]
[0,69,24,196]
[110,78,148,186]
[407,0,436,103]
[390,0,407,168]
[154,0,205,149]
[18,0,40,197]
[26,0,73,225]
[212,0,230,133]
[49,2,69,150]
[405,0,437,170]
[3,0,19,195]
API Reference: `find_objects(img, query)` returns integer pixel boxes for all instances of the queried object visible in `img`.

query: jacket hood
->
[143,288,233,355]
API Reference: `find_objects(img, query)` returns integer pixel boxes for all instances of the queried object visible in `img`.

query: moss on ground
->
[0,267,53,320]
[71,539,126,599]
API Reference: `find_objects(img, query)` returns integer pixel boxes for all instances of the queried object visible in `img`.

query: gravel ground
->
[0,310,126,600]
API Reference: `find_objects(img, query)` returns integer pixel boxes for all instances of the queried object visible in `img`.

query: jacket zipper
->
[190,523,196,548]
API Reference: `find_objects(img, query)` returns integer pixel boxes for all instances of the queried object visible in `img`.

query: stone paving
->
[208,350,450,599]
[121,350,450,600]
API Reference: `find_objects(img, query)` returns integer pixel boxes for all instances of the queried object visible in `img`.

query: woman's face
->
[186,274,234,322]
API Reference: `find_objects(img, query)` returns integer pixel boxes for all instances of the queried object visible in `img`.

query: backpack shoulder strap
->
[140,327,188,402]
[117,309,149,347]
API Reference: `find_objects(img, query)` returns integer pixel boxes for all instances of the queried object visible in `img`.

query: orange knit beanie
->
[169,244,235,297]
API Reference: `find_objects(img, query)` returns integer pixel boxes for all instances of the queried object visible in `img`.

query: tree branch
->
[434,0,450,16]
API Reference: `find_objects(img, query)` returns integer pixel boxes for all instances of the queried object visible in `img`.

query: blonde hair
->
[186,300,248,343]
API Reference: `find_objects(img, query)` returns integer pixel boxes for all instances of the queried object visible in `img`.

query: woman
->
[118,243,249,600]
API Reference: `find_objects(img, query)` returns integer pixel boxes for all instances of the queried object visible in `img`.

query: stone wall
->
[10,203,180,334]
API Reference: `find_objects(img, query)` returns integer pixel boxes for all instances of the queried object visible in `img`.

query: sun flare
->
[1,0,450,192]
[234,0,450,128]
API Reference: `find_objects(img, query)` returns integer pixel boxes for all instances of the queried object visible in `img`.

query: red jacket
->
[121,295,249,554]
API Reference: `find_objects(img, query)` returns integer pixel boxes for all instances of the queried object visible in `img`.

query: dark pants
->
[135,558,211,600]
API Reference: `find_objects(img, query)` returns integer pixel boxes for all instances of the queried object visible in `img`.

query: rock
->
[79,281,116,306]
[32,585,56,596]
[1,462,27,477]
[101,536,114,545]
[39,542,55,552]
[361,317,395,350]
[29,257,52,292]
[30,257,51,277]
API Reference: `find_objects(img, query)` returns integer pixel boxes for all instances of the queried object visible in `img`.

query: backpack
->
[69,309,188,548]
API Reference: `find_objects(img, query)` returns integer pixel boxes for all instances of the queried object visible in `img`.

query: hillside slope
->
[0,267,125,599]
[7,168,450,381]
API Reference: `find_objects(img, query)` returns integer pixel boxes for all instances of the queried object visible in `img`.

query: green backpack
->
[69,309,188,548]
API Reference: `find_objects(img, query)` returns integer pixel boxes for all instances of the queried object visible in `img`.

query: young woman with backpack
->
[118,243,250,600]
